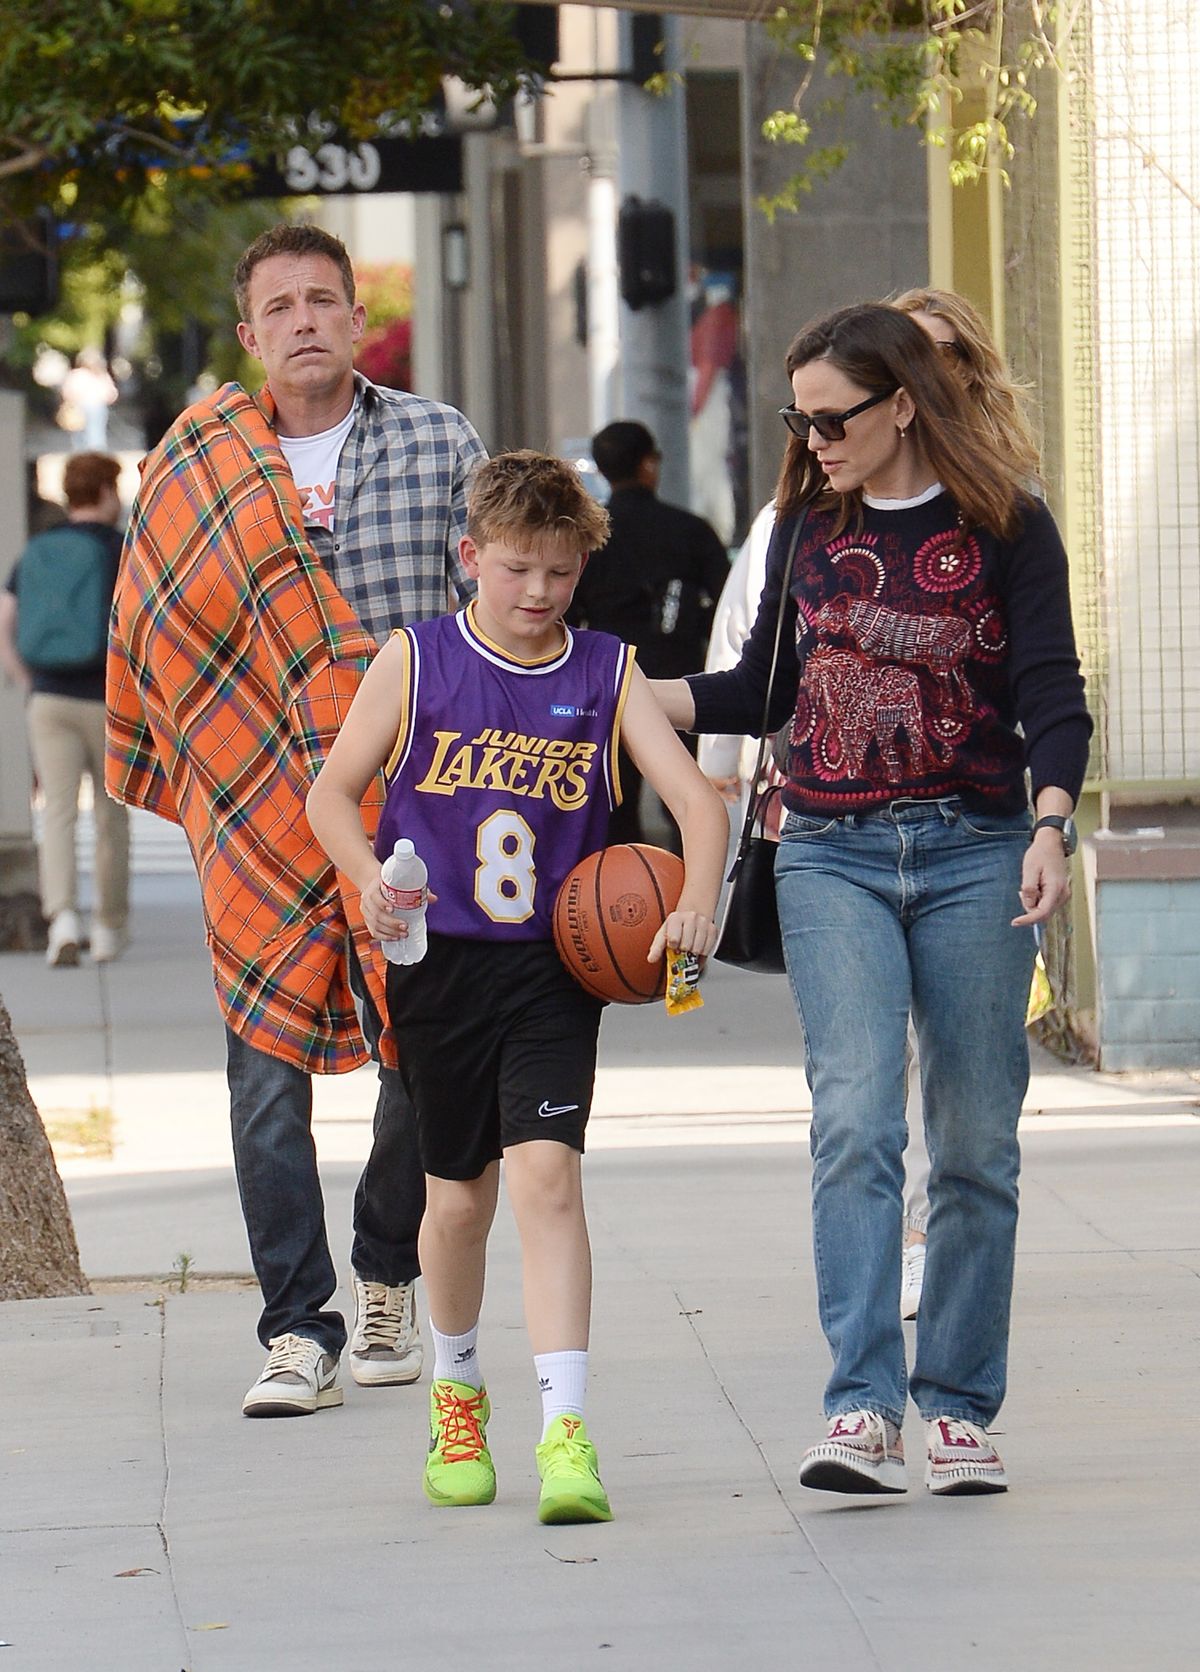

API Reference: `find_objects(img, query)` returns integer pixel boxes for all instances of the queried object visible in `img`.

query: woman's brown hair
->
[775,303,1033,539]
[892,287,1042,484]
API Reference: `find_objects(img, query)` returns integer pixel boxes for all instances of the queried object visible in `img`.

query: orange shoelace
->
[432,1385,487,1463]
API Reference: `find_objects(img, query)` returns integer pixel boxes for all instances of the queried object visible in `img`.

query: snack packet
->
[664,949,704,1017]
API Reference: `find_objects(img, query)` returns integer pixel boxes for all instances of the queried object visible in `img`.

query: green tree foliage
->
[0,0,535,219]
[1,3,539,419]
[757,1,1079,218]
[4,190,280,432]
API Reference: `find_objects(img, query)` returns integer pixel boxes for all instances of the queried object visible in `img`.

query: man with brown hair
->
[107,222,487,1416]
[0,452,130,967]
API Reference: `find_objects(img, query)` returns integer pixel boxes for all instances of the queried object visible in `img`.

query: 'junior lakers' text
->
[415,729,600,810]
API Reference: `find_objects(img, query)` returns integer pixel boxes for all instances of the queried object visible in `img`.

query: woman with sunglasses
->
[891,287,1046,1319]
[652,301,1090,1497]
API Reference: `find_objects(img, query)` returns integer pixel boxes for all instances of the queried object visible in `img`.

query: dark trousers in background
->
[225,944,425,1357]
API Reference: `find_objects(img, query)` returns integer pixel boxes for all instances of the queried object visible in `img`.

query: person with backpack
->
[566,420,730,847]
[0,452,129,967]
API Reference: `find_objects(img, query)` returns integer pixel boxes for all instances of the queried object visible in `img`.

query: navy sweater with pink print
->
[686,489,1092,816]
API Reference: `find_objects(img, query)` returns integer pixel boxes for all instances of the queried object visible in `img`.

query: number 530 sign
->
[283,142,383,193]
[250,134,463,198]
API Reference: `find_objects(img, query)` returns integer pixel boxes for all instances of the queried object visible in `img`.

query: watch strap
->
[1031,813,1077,855]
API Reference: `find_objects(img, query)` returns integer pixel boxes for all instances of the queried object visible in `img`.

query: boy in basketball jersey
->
[307,451,728,1523]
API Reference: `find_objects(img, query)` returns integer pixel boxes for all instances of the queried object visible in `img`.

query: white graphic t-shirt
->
[277,404,357,535]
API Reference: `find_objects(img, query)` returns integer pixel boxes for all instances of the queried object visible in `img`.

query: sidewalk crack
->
[97,953,115,1085]
[1022,1174,1134,1251]
[674,1287,885,1671]
[154,1297,191,1661]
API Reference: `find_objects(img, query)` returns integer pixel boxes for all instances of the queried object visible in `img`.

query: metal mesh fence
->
[1087,0,1200,785]
[1003,3,1105,783]
[1005,1,1200,791]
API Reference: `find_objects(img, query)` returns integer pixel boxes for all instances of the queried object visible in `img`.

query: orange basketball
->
[553,843,685,1004]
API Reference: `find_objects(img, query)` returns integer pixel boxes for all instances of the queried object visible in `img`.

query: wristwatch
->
[1031,814,1078,857]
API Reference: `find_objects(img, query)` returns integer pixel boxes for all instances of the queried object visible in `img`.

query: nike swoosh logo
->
[538,1101,580,1118]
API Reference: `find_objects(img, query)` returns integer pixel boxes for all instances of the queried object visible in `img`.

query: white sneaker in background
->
[349,1276,424,1387]
[901,1242,926,1321]
[242,1333,343,1417]
[90,924,127,963]
[46,909,81,968]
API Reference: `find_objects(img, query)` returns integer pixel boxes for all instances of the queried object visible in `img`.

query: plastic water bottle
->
[379,838,428,965]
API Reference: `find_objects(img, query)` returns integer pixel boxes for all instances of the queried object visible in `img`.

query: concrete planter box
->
[1083,828,1200,1070]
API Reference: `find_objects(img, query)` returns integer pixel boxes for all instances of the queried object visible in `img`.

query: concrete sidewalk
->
[2,864,1198,1670]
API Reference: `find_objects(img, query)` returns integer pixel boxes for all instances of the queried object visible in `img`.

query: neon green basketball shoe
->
[535,1415,613,1524]
[423,1380,496,1507]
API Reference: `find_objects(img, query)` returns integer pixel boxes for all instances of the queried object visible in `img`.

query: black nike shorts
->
[385,934,605,1181]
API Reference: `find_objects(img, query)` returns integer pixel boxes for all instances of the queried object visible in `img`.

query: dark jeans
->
[226,948,425,1355]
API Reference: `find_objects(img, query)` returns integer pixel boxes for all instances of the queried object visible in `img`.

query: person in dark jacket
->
[568,420,728,844]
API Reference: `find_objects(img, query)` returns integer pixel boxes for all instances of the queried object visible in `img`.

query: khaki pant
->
[26,692,129,929]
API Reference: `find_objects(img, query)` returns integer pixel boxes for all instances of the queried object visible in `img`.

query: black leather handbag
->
[712,793,786,973]
[713,513,807,975]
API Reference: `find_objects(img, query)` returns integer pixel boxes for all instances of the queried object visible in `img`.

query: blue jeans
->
[775,797,1035,1429]
[226,949,425,1356]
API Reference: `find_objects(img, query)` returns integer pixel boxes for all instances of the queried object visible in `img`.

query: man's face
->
[236,252,365,407]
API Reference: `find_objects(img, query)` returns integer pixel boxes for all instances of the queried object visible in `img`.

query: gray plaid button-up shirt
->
[301,373,487,645]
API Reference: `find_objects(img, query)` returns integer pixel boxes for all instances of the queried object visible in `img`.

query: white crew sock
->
[535,1349,589,1437]
[431,1320,482,1389]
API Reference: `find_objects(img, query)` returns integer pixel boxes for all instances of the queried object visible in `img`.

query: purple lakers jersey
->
[375,605,636,940]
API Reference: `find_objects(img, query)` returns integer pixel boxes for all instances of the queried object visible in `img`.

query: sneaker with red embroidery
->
[925,1416,1008,1495]
[423,1380,496,1506]
[799,1410,907,1494]
[536,1415,613,1524]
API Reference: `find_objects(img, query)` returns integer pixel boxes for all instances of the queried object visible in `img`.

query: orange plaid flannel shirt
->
[106,383,392,1072]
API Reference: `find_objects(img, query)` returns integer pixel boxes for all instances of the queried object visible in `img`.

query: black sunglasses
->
[778,386,898,442]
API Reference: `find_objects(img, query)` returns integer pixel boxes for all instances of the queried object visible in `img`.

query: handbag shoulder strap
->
[728,507,809,877]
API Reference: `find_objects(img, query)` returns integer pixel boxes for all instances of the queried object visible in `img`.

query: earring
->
[897,425,907,439]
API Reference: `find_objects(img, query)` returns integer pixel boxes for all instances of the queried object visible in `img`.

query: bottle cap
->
[394,838,414,857]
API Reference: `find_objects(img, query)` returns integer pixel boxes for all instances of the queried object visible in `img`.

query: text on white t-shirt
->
[277,404,357,534]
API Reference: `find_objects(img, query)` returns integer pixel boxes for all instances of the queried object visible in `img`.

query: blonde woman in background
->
[894,287,1041,479]
[698,500,777,808]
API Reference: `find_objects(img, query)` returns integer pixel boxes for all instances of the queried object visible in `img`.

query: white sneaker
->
[242,1333,343,1417]
[925,1416,1008,1495]
[349,1276,424,1386]
[799,1410,907,1494]
[46,909,81,968]
[90,924,127,963]
[901,1242,926,1321]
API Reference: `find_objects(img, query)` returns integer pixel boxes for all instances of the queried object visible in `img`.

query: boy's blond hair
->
[466,450,610,555]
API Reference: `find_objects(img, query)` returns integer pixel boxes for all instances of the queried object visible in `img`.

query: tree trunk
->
[0,994,89,1299]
